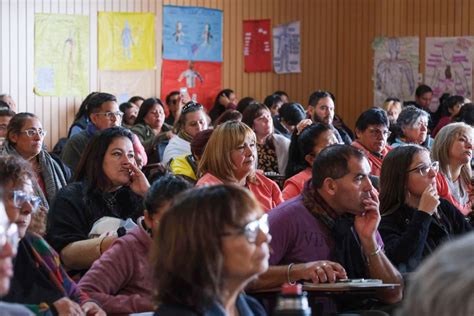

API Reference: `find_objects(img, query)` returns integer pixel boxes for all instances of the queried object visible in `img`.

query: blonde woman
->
[432,122,474,216]
[197,120,283,212]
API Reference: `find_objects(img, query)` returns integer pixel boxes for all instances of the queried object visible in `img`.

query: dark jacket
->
[379,198,472,273]
[154,293,266,316]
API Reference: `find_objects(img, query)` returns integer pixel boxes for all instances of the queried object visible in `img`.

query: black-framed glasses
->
[407,161,439,176]
[181,102,203,114]
[11,190,41,213]
[20,128,47,138]
[221,213,269,244]
[94,111,123,120]
[0,222,19,254]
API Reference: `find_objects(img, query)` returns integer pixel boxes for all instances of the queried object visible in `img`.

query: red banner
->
[243,19,272,72]
[161,60,222,112]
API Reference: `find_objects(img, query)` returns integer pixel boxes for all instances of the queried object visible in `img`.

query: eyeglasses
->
[181,102,203,114]
[0,222,19,254]
[94,111,123,120]
[19,128,47,138]
[11,190,41,213]
[407,161,439,176]
[221,213,269,244]
[367,127,391,138]
[410,120,428,129]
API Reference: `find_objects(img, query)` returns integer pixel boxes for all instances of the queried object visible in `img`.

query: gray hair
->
[396,105,430,129]
[397,232,474,316]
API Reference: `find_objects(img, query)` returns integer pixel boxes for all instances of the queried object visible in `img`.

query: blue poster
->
[163,5,223,62]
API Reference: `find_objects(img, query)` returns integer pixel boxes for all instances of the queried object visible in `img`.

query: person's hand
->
[296,119,313,135]
[218,94,231,106]
[291,261,347,284]
[125,162,150,197]
[82,301,106,316]
[354,188,381,242]
[53,297,84,316]
[418,184,440,215]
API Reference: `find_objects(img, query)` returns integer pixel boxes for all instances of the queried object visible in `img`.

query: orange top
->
[351,141,392,177]
[282,168,312,200]
[196,172,284,212]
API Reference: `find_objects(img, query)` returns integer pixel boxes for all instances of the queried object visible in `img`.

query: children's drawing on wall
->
[426,37,474,111]
[161,60,221,111]
[373,37,419,107]
[98,12,155,70]
[178,61,204,89]
[173,21,185,44]
[273,21,301,74]
[163,6,223,62]
[121,20,135,60]
[34,14,89,96]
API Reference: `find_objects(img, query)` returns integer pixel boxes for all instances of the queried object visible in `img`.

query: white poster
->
[273,21,301,74]
[373,37,419,107]
[425,37,474,111]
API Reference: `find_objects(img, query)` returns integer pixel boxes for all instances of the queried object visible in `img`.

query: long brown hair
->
[151,185,260,312]
[379,145,427,215]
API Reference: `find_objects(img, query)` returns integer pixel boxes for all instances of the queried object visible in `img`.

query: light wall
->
[1,0,472,149]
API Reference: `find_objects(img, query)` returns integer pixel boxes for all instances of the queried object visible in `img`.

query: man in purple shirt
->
[252,144,403,304]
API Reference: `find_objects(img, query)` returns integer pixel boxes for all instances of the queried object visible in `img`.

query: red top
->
[282,168,312,200]
[351,141,392,177]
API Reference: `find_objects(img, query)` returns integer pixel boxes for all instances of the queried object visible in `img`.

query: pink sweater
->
[79,224,153,314]
[282,168,312,200]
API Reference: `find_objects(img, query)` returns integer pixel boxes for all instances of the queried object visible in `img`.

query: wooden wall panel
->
[1,0,474,149]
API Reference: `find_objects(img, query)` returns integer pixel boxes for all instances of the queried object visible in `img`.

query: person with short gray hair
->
[397,232,474,316]
[391,105,433,149]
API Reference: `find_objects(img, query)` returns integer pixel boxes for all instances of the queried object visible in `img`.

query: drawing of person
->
[178,61,204,88]
[375,38,415,101]
[173,21,184,44]
[121,20,134,60]
[201,23,213,46]
[274,28,290,72]
[429,40,470,102]
[63,30,76,87]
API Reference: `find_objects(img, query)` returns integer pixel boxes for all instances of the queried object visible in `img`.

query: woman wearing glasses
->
[197,121,283,212]
[1,112,70,236]
[432,122,474,217]
[131,98,173,163]
[152,185,269,316]
[162,101,209,165]
[390,105,433,149]
[0,155,105,316]
[379,145,472,273]
[46,127,150,277]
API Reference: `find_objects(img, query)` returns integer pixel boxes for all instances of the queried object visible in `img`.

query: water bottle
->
[273,283,311,316]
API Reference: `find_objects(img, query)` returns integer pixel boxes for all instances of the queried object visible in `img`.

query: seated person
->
[208,89,238,123]
[0,191,34,315]
[390,105,433,149]
[169,129,213,183]
[162,102,208,165]
[153,185,269,315]
[119,102,139,129]
[46,127,150,276]
[351,107,392,176]
[0,108,15,141]
[79,175,191,314]
[68,92,97,138]
[379,145,472,273]
[0,155,104,315]
[283,123,338,200]
[432,95,465,137]
[254,145,403,305]
[197,121,283,212]
[432,123,474,216]
[242,102,290,176]
[397,232,474,316]
[61,92,147,171]
[274,102,306,139]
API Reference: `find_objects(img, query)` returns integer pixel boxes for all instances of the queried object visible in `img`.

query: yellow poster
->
[34,14,89,96]
[98,12,155,70]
